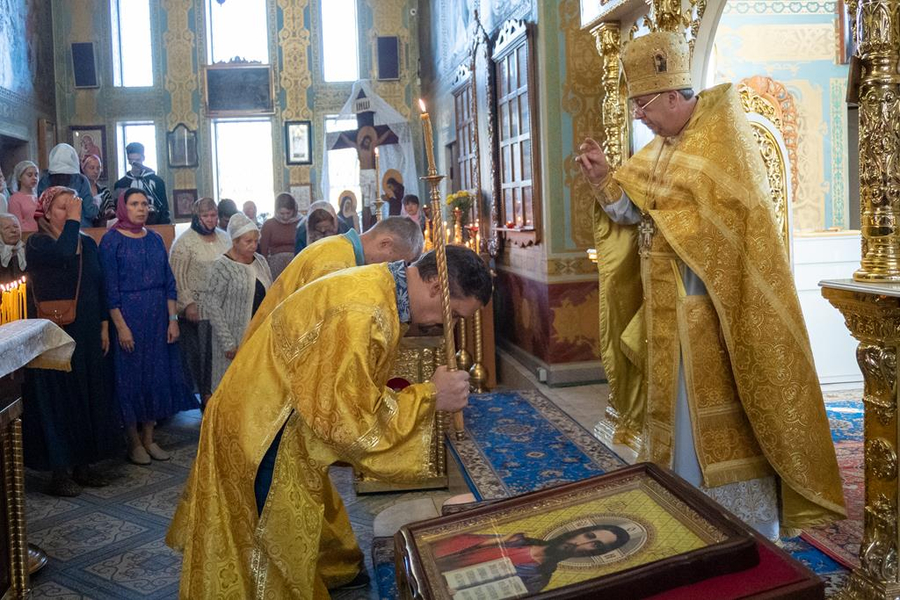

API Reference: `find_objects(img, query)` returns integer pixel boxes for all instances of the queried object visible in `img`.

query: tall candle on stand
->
[374,147,381,196]
[374,147,383,222]
[419,99,436,174]
[419,98,466,439]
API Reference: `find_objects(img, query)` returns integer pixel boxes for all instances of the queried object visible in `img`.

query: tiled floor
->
[25,353,846,599]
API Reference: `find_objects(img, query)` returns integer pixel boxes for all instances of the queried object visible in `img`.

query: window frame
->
[491,19,541,247]
[109,0,155,88]
[204,0,270,66]
[116,120,159,181]
[210,117,276,214]
[320,0,360,83]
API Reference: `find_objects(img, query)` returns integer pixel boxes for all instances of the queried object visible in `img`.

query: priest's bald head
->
[407,245,492,327]
[361,216,424,264]
[622,31,698,138]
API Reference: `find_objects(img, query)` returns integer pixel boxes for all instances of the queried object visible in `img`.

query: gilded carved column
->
[823,283,900,600]
[854,0,900,282]
[163,0,199,190]
[823,2,900,598]
[589,22,642,453]
[593,23,626,171]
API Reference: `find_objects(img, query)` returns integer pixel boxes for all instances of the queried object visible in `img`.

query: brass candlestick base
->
[469,362,488,394]
[456,349,473,374]
[28,544,47,575]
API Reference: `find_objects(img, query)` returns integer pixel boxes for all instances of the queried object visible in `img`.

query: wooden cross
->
[330,89,402,228]
[331,89,400,169]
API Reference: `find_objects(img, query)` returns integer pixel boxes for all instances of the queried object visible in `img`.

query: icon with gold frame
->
[395,463,760,599]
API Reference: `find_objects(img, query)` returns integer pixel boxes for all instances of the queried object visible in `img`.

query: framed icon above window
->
[167,123,198,168]
[285,121,312,165]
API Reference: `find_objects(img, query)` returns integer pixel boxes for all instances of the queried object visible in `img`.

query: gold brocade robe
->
[242,234,358,345]
[594,83,845,529]
[238,232,365,590]
[166,265,436,599]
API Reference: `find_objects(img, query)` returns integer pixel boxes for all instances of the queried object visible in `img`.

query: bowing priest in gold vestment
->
[242,215,424,345]
[167,246,492,598]
[233,215,423,592]
[576,31,845,537]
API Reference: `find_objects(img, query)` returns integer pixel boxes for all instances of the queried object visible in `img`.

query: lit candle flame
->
[418,98,427,113]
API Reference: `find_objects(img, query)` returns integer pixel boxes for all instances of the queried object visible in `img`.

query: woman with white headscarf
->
[293,200,339,253]
[37,144,97,227]
[204,213,272,391]
[0,213,25,282]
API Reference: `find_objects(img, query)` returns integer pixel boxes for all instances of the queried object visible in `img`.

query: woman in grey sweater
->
[204,213,272,391]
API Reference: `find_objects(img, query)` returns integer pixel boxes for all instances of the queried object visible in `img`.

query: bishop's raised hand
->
[575,137,611,186]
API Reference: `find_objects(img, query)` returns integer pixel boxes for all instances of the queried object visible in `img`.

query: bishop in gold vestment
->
[167,248,491,598]
[579,31,845,534]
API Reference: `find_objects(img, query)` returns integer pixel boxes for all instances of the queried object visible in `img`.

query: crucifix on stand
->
[330,89,400,230]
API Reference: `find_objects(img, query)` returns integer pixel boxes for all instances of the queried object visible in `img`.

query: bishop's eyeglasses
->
[631,93,662,117]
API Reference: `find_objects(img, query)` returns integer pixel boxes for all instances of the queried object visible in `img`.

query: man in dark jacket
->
[114,142,170,224]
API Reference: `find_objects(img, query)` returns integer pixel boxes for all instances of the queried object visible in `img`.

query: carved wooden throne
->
[737,75,797,261]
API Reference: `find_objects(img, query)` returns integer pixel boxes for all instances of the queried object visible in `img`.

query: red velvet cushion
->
[646,543,813,599]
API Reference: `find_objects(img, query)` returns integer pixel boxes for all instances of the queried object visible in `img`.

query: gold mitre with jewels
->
[622,31,692,99]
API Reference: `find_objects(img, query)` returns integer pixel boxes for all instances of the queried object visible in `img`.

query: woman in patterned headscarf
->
[100,189,196,465]
[23,186,122,496]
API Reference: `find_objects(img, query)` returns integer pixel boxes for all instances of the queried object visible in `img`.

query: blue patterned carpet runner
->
[446,390,626,499]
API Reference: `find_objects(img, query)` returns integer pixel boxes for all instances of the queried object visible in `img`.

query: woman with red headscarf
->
[99,188,196,466]
[23,187,122,496]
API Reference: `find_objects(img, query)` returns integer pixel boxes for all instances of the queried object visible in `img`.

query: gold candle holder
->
[453,207,465,245]
[424,215,434,251]
[470,308,487,393]
[420,99,465,440]
[456,318,473,373]
[374,148,384,222]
